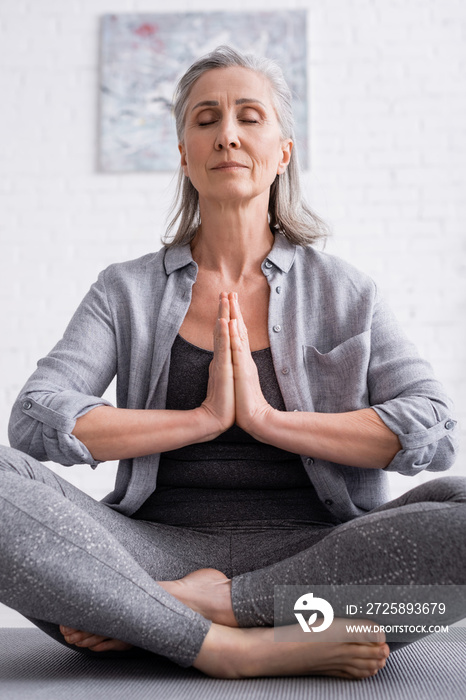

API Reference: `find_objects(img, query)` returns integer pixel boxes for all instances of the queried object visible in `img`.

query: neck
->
[191,194,274,281]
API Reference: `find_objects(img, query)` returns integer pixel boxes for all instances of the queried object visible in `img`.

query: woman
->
[1,46,465,680]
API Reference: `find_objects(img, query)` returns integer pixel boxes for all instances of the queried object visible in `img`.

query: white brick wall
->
[0,0,465,626]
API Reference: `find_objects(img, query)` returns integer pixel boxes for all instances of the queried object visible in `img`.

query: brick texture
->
[1,0,465,508]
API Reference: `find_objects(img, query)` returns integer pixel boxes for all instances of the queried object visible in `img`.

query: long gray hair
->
[163,45,329,247]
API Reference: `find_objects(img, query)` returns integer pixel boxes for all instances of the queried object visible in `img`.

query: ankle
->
[193,624,254,679]
[158,570,238,627]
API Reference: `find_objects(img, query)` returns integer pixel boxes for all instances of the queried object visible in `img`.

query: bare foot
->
[158,568,238,627]
[59,625,133,652]
[193,619,390,679]
[158,569,389,680]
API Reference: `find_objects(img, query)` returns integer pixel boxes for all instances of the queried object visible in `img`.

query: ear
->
[179,143,189,176]
[277,139,293,175]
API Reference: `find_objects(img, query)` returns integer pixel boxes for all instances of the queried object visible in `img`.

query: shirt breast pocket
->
[303,330,371,412]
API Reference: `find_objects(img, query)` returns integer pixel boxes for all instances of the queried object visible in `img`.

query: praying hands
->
[200,291,273,438]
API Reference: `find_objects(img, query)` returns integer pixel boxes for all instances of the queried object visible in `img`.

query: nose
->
[214,116,240,150]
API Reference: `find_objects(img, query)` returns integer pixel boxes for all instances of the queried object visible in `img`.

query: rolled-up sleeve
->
[368,289,459,475]
[8,270,117,467]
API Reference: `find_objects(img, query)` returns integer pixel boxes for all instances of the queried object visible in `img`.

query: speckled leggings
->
[1,444,466,667]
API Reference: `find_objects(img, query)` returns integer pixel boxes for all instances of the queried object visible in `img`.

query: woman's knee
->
[436,475,466,503]
[407,475,466,505]
[0,444,44,478]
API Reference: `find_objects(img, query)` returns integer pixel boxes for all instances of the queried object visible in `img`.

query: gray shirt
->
[8,233,459,522]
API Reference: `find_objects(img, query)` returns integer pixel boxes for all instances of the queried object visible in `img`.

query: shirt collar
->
[163,243,194,275]
[265,232,297,273]
[163,231,297,275]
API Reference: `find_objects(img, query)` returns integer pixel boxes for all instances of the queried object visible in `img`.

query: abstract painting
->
[99,12,308,172]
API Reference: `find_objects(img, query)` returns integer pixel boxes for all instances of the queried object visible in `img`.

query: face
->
[179,66,292,207]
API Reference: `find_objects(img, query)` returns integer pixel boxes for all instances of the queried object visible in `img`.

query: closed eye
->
[198,118,258,126]
[238,107,262,123]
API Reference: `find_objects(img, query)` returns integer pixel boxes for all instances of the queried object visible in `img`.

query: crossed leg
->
[58,475,466,676]
[230,476,466,628]
[0,444,388,678]
[57,476,466,676]
[159,476,466,659]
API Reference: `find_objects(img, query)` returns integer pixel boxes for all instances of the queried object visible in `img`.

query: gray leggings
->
[1,444,465,667]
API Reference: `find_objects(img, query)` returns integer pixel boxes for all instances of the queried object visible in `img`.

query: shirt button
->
[445,420,456,430]
[22,400,32,410]
[265,260,273,269]
[305,458,314,466]
[276,286,282,294]
[324,499,333,506]
[293,408,299,412]
[281,367,290,375]
[273,324,282,333]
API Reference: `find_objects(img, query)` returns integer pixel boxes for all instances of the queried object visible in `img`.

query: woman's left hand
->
[228,292,274,437]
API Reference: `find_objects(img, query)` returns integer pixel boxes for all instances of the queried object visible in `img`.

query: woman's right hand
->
[72,294,236,461]
[199,293,235,435]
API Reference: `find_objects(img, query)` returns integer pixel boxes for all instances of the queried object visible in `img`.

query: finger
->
[215,293,230,342]
[229,317,249,352]
[228,293,249,346]
[229,318,241,352]
[214,315,231,356]
[218,291,230,322]
[214,295,232,360]
[228,292,242,323]
[228,292,243,322]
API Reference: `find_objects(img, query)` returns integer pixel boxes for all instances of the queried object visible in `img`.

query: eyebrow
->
[191,98,266,112]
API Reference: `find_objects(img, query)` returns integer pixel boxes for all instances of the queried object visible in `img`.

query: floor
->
[1,627,465,700]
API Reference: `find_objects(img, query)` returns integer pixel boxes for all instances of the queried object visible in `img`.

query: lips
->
[212,161,248,170]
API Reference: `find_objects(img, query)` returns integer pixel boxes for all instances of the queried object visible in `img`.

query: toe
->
[343,654,387,678]
[88,639,133,652]
[74,634,107,648]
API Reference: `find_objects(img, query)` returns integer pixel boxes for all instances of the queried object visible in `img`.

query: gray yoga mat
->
[0,628,465,700]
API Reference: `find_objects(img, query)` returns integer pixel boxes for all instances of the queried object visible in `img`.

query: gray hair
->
[163,45,329,247]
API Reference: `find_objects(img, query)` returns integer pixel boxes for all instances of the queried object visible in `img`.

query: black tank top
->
[132,335,338,526]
